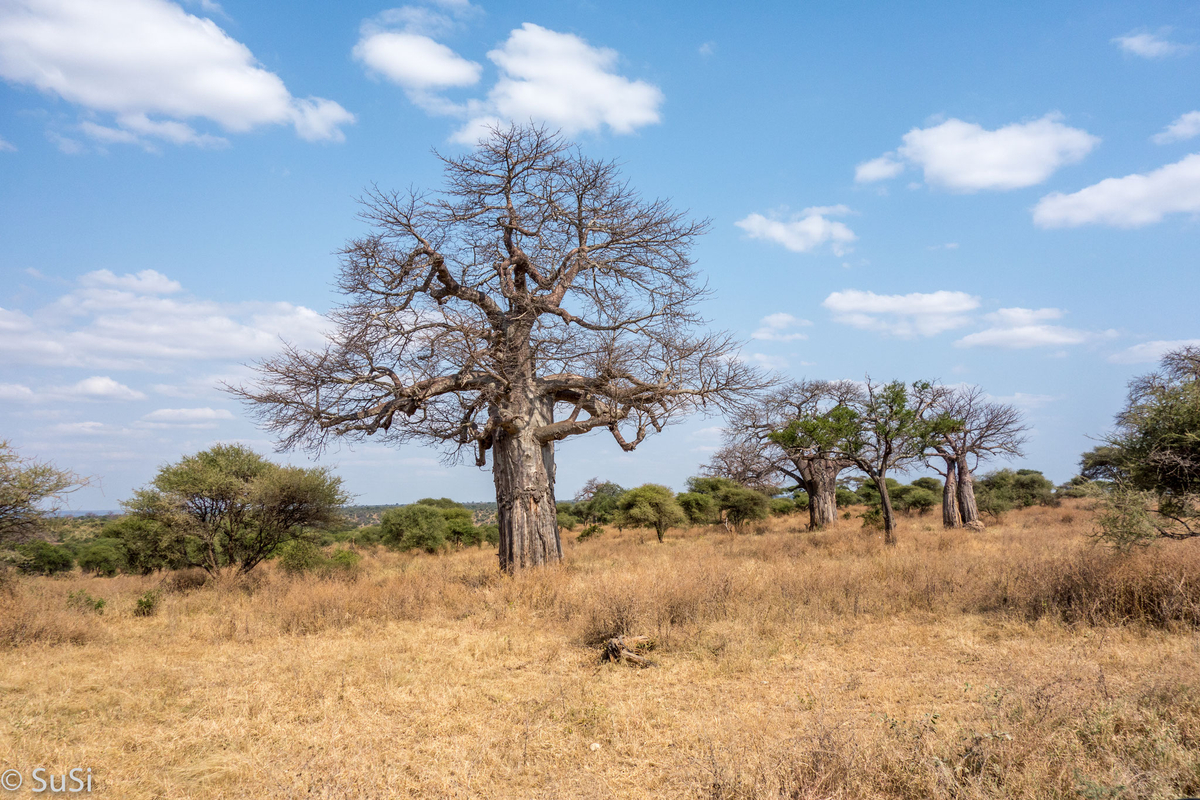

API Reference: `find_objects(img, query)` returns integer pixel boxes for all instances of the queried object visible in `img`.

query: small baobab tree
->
[925,386,1027,529]
[232,125,762,572]
[708,380,861,529]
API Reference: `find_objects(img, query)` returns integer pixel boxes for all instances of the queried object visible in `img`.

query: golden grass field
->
[2,500,1199,799]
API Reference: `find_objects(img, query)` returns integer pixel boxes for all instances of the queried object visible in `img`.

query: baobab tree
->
[232,125,762,572]
[925,386,1027,529]
[707,380,860,529]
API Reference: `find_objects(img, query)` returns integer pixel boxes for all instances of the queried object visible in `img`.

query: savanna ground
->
[2,501,1199,799]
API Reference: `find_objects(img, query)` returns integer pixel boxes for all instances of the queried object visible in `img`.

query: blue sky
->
[1,0,1198,509]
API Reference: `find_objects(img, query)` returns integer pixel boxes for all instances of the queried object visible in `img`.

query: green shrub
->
[894,487,938,515]
[327,548,362,571]
[382,505,449,553]
[861,506,884,531]
[101,516,186,574]
[15,540,74,575]
[276,539,325,573]
[556,511,580,531]
[792,491,810,510]
[835,486,860,507]
[770,498,797,516]
[66,589,106,614]
[676,491,717,524]
[134,590,160,617]
[480,524,500,546]
[576,523,602,542]
[911,476,942,494]
[615,484,687,542]
[77,538,128,576]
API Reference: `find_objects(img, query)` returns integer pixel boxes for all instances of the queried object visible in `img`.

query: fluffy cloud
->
[63,376,146,401]
[1113,31,1192,59]
[1108,339,1200,364]
[356,12,663,142]
[0,269,329,370]
[954,307,1113,349]
[735,205,856,255]
[823,290,979,337]
[1033,153,1200,228]
[0,0,354,148]
[857,115,1098,192]
[751,312,811,342]
[1153,111,1200,144]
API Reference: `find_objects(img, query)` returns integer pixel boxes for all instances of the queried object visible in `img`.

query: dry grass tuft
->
[2,502,1199,798]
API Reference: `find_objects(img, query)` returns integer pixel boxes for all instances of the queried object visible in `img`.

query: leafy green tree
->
[772,379,950,544]
[382,505,449,553]
[770,498,797,516]
[124,444,348,575]
[834,486,860,508]
[974,469,1056,518]
[0,441,87,544]
[685,476,770,529]
[1088,346,1200,543]
[893,486,937,515]
[15,540,74,575]
[573,479,626,524]
[614,484,686,542]
[415,498,485,546]
[911,477,942,494]
[77,538,128,576]
[101,516,188,574]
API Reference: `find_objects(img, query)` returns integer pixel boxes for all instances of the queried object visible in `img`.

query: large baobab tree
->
[925,386,1027,529]
[232,125,761,572]
[707,380,860,529]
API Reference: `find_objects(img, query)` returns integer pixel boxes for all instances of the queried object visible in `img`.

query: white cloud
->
[354,31,481,92]
[1033,153,1200,228]
[858,115,1098,192]
[455,23,663,142]
[1108,339,1200,364]
[735,205,857,255]
[954,307,1114,349]
[0,135,15,152]
[62,376,146,401]
[0,383,35,400]
[823,290,980,338]
[698,41,715,57]
[986,392,1057,409]
[748,353,788,370]
[855,154,904,182]
[0,269,329,370]
[0,0,354,147]
[1153,111,1200,144]
[1113,31,1192,59]
[751,312,811,342]
[141,407,233,424]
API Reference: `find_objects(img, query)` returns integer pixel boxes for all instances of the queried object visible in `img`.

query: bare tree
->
[708,380,860,529]
[926,386,1027,529]
[231,125,762,572]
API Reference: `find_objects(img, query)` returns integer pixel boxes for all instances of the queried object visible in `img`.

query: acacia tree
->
[772,379,948,545]
[924,386,1027,530]
[709,380,860,530]
[0,441,87,544]
[233,126,760,572]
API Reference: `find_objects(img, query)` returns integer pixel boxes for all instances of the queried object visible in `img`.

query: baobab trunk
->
[867,472,898,546]
[941,459,961,529]
[806,462,840,530]
[492,398,562,573]
[955,456,982,529]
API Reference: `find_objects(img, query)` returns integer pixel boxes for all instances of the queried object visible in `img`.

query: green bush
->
[66,589,106,614]
[894,487,938,515]
[835,486,860,507]
[16,540,74,575]
[576,523,602,542]
[615,484,687,542]
[861,506,884,531]
[556,510,580,531]
[77,538,128,576]
[134,590,160,617]
[101,516,186,574]
[911,476,942,494]
[769,498,797,516]
[382,505,449,553]
[277,539,325,574]
[976,469,1058,519]
[792,491,810,510]
[676,491,717,524]
[327,548,362,571]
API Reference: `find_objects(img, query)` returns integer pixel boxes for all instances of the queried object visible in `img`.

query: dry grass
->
[1,500,1199,798]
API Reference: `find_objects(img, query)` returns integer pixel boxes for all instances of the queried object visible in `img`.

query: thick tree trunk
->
[807,461,840,530]
[941,459,961,529]
[956,456,982,529]
[493,397,562,573]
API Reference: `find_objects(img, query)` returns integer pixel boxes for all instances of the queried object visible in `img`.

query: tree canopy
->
[0,441,86,544]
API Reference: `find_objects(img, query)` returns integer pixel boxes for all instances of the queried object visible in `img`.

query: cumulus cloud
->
[823,290,979,338]
[0,0,354,148]
[857,115,1098,192]
[1153,111,1200,144]
[1033,153,1200,228]
[0,269,329,370]
[62,376,146,401]
[1113,31,1192,59]
[735,205,856,255]
[954,307,1114,349]
[1108,339,1200,364]
[355,31,482,92]
[751,312,811,342]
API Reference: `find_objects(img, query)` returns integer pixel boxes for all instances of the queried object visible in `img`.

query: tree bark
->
[493,396,562,573]
[868,472,898,546]
[807,461,840,530]
[940,458,961,529]
[955,455,981,528]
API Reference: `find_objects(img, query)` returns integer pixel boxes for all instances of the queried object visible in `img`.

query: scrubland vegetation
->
[2,502,1199,799]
